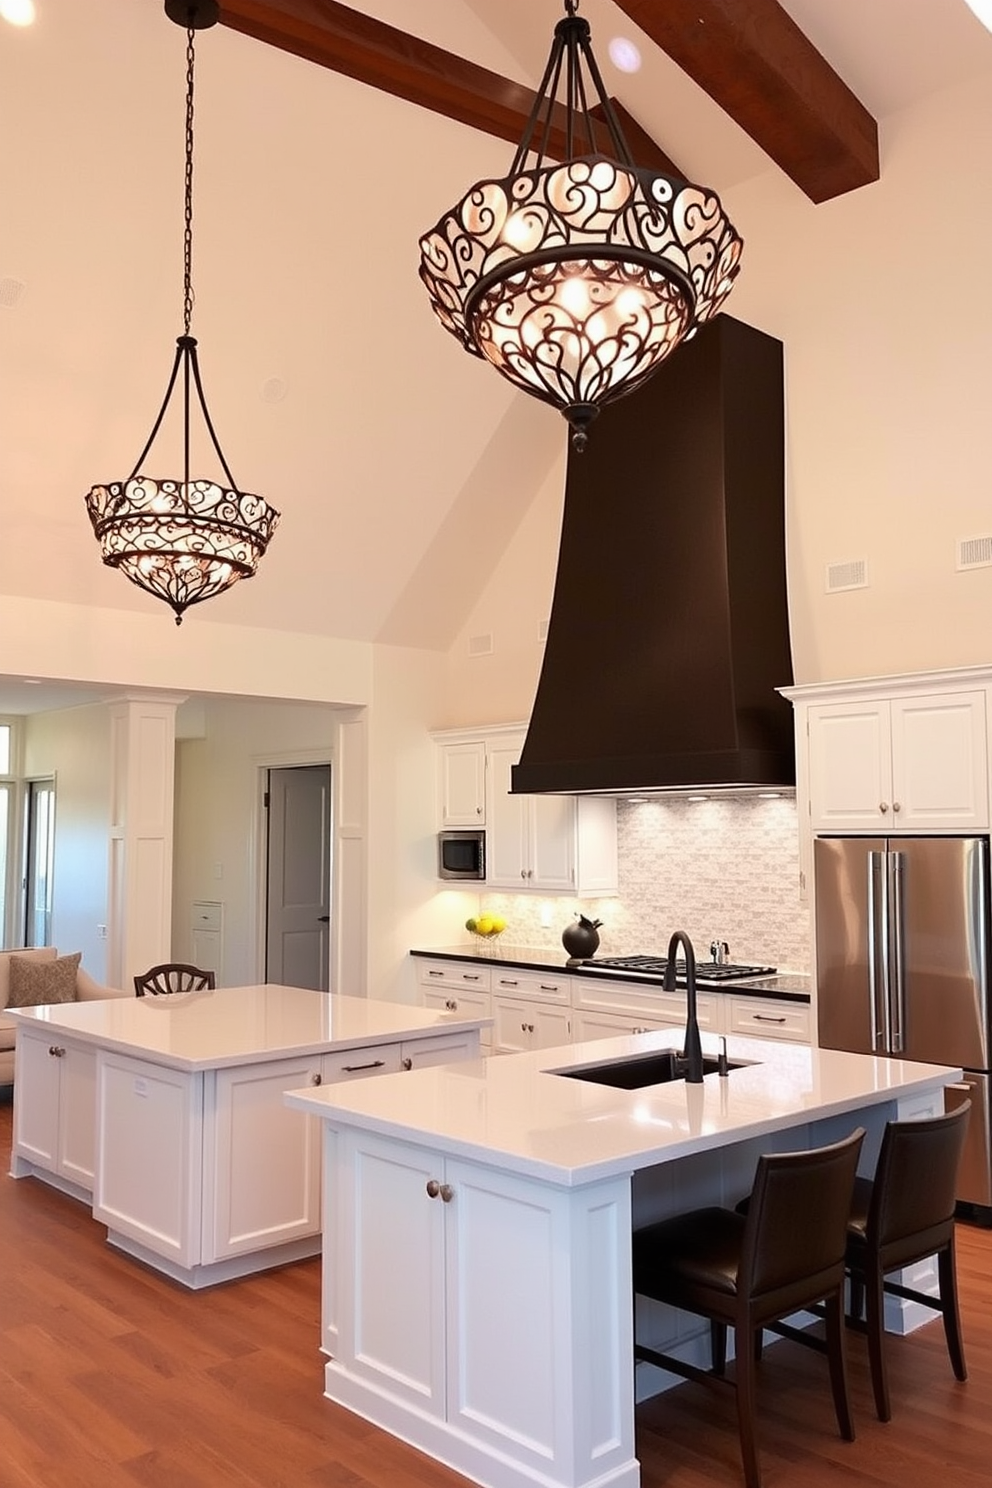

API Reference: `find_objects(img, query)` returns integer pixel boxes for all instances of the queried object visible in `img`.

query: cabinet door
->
[485,740,530,888]
[57,1043,98,1188]
[12,1030,61,1171]
[807,701,892,828]
[402,1031,479,1068]
[528,792,576,891]
[204,1056,322,1263]
[889,692,989,829]
[337,1129,446,1413]
[492,996,571,1054]
[438,741,487,827]
[571,1009,668,1042]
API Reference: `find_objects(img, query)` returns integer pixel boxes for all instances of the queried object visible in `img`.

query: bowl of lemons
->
[465,914,506,955]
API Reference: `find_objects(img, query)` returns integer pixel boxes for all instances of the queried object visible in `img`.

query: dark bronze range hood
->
[511,314,795,798]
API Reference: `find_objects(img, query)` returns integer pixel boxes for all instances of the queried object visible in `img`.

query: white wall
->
[22,704,112,982]
[172,696,345,987]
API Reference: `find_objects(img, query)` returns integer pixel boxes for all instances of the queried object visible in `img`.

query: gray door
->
[265,765,331,991]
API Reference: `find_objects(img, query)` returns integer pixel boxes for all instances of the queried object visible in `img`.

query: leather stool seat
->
[633,1128,865,1488]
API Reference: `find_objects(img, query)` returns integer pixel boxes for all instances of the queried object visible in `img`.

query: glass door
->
[24,778,56,947]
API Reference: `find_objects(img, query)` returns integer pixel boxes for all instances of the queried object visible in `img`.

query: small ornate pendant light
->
[419,0,743,451]
[86,0,279,625]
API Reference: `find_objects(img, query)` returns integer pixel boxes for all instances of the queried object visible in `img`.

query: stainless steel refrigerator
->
[815,834,991,1209]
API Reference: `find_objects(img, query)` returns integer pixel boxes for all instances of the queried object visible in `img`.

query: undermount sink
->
[550,1049,755,1090]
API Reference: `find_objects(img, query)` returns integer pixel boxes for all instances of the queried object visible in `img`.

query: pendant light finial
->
[419,0,742,451]
[86,1,279,623]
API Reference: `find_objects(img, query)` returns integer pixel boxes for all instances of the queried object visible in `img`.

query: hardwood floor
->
[1,1092,990,1488]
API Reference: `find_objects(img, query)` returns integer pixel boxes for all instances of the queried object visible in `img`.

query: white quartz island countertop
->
[286,1025,960,1186]
[8,984,489,1071]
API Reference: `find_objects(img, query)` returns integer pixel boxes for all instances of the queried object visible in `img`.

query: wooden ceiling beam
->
[612,0,879,203]
[218,0,682,176]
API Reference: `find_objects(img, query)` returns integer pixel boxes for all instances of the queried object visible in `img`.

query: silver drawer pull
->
[752,1014,787,1024]
[341,1059,386,1073]
[539,983,558,992]
[428,970,444,977]
[499,979,519,987]
[462,973,481,982]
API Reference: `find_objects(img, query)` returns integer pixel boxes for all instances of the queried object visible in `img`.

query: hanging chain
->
[183,27,196,336]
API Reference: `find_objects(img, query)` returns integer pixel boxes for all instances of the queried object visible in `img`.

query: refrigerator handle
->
[889,850,905,1054]
[868,850,887,1052]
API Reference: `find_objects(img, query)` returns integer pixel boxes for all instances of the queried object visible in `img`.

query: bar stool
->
[845,1100,971,1422]
[632,1127,865,1488]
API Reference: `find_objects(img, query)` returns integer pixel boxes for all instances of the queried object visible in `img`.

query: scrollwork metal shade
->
[85,476,279,625]
[418,5,743,449]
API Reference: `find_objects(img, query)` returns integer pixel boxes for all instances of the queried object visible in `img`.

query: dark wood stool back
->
[846,1099,971,1421]
[633,1126,865,1488]
[134,963,216,997]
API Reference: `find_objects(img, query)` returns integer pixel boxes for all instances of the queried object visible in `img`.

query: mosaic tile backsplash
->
[481,795,811,973]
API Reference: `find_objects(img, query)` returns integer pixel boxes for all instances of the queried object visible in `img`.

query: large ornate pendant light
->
[85,0,279,625]
[419,0,743,451]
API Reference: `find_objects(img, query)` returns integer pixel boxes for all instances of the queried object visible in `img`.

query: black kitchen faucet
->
[663,930,704,1084]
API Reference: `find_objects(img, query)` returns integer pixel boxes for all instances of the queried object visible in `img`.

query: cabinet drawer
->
[726,997,810,1043]
[571,975,717,1030]
[321,1044,405,1082]
[491,968,570,1004]
[418,960,492,993]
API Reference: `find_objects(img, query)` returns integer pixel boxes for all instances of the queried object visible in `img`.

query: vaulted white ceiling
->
[2,0,991,701]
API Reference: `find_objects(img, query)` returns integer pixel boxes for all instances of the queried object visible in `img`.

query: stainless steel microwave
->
[437,829,486,881]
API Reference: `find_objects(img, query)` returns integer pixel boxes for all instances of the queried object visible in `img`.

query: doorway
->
[264,764,332,991]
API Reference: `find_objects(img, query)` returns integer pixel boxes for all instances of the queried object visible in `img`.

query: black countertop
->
[410,946,811,1004]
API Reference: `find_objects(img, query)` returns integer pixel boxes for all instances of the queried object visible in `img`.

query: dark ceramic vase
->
[562,915,602,960]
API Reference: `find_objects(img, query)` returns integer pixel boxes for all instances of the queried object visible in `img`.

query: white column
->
[107,695,184,992]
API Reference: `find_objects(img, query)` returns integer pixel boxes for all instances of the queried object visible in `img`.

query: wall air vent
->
[956,535,992,571]
[826,558,868,593]
[467,633,493,657]
[0,277,25,308]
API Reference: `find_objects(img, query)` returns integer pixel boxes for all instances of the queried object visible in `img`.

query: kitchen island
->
[287,1027,958,1488]
[9,985,487,1288]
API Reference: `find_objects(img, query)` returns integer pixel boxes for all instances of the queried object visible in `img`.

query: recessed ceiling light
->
[963,0,992,32]
[1,0,36,26]
[608,35,641,73]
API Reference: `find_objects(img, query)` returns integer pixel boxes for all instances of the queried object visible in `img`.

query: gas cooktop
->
[576,955,777,985]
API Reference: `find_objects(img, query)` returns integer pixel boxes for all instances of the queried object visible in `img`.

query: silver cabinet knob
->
[439,1183,454,1203]
[880,801,889,813]
[426,1179,441,1199]
[401,1057,412,1071]
[311,1071,322,1086]
[445,998,458,1010]
[892,801,901,813]
[48,1045,65,1057]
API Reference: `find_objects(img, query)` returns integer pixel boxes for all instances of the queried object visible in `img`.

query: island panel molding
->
[287,1029,957,1488]
[9,985,488,1289]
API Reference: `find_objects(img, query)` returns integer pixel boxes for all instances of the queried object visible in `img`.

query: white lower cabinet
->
[325,1126,637,1488]
[726,995,811,1042]
[492,995,571,1053]
[571,1009,669,1042]
[12,1029,97,1196]
[93,1032,482,1286]
[419,959,492,1049]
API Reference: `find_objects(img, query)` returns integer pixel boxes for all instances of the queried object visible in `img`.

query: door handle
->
[317,915,330,922]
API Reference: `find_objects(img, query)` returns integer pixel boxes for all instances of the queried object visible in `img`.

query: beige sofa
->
[0,947,129,1087]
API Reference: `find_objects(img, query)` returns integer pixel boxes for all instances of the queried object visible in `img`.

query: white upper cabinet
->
[435,725,618,895]
[794,674,990,833]
[437,739,487,826]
